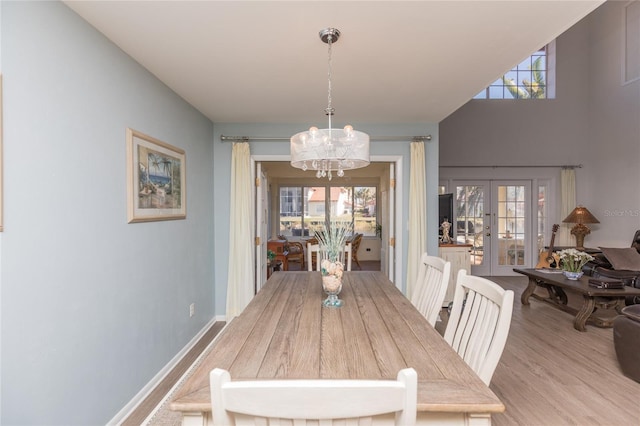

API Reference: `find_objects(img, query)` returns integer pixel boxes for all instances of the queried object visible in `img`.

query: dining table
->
[170,271,504,425]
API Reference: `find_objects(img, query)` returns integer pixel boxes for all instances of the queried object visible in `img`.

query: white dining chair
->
[307,242,352,272]
[307,243,320,271]
[410,253,451,326]
[443,270,514,385]
[210,367,418,425]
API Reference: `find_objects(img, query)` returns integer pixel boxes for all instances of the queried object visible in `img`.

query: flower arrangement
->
[267,249,276,263]
[556,248,594,272]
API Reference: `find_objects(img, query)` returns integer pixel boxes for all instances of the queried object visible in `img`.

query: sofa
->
[583,230,640,304]
[613,304,640,383]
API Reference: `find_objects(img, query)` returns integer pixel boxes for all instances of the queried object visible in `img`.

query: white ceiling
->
[64,0,604,125]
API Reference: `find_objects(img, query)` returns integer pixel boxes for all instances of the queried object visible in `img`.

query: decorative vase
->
[563,270,583,280]
[322,273,343,308]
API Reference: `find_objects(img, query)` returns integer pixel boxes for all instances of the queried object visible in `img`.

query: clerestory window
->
[474,41,555,99]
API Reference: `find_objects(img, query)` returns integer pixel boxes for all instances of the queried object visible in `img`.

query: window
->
[280,187,303,217]
[352,187,377,236]
[278,186,323,237]
[474,42,555,99]
[278,185,378,238]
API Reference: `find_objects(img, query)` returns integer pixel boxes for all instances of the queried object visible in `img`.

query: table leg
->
[549,286,568,305]
[521,277,537,305]
[574,296,596,332]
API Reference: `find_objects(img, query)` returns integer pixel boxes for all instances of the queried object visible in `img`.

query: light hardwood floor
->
[139,274,640,425]
[487,276,640,425]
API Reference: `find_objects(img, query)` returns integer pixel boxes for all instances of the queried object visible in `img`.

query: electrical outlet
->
[366,248,371,252]
[189,303,195,317]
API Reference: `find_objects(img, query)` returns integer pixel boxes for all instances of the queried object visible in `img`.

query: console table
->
[515,268,640,331]
[267,239,288,271]
[439,243,472,307]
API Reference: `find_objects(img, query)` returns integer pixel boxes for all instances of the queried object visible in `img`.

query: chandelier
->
[290,28,370,181]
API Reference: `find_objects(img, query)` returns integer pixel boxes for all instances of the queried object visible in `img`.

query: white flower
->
[557,249,594,272]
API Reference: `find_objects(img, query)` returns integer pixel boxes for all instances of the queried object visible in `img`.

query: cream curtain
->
[558,168,576,247]
[407,141,427,299]
[226,142,255,320]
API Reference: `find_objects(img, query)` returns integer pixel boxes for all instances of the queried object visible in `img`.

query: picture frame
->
[126,128,186,223]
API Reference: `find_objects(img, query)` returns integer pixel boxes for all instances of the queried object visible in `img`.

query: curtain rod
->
[441,164,583,169]
[220,135,432,142]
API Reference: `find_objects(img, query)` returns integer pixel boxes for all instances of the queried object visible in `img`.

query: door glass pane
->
[456,186,485,266]
[497,185,526,266]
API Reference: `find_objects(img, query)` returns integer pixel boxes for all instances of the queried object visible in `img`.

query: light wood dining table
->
[170,271,504,425]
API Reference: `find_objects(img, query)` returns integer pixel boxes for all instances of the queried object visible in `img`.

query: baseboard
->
[107,317,220,425]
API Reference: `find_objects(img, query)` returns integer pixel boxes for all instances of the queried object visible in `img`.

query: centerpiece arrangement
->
[556,248,594,280]
[315,221,352,308]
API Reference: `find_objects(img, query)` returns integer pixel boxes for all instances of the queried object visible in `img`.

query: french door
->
[454,180,531,276]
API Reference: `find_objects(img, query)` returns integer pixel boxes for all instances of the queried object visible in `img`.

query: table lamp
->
[562,206,599,250]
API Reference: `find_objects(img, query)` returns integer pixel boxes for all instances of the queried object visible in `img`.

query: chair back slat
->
[410,253,451,326]
[210,368,417,425]
[444,270,514,385]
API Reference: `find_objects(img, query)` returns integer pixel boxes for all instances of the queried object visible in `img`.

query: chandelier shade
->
[290,28,370,180]
[290,125,370,178]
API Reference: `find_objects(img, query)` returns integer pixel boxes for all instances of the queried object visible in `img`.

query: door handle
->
[486,232,491,236]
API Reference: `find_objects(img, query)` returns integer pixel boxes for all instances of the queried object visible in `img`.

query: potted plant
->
[557,248,594,280]
[267,249,276,265]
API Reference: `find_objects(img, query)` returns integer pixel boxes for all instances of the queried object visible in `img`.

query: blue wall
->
[1,2,215,424]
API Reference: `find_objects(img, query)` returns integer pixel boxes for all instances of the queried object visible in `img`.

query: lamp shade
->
[562,206,600,224]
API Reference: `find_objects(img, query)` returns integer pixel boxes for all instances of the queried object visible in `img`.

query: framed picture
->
[126,128,186,223]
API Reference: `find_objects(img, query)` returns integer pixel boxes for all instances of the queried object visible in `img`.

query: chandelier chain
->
[326,32,334,133]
